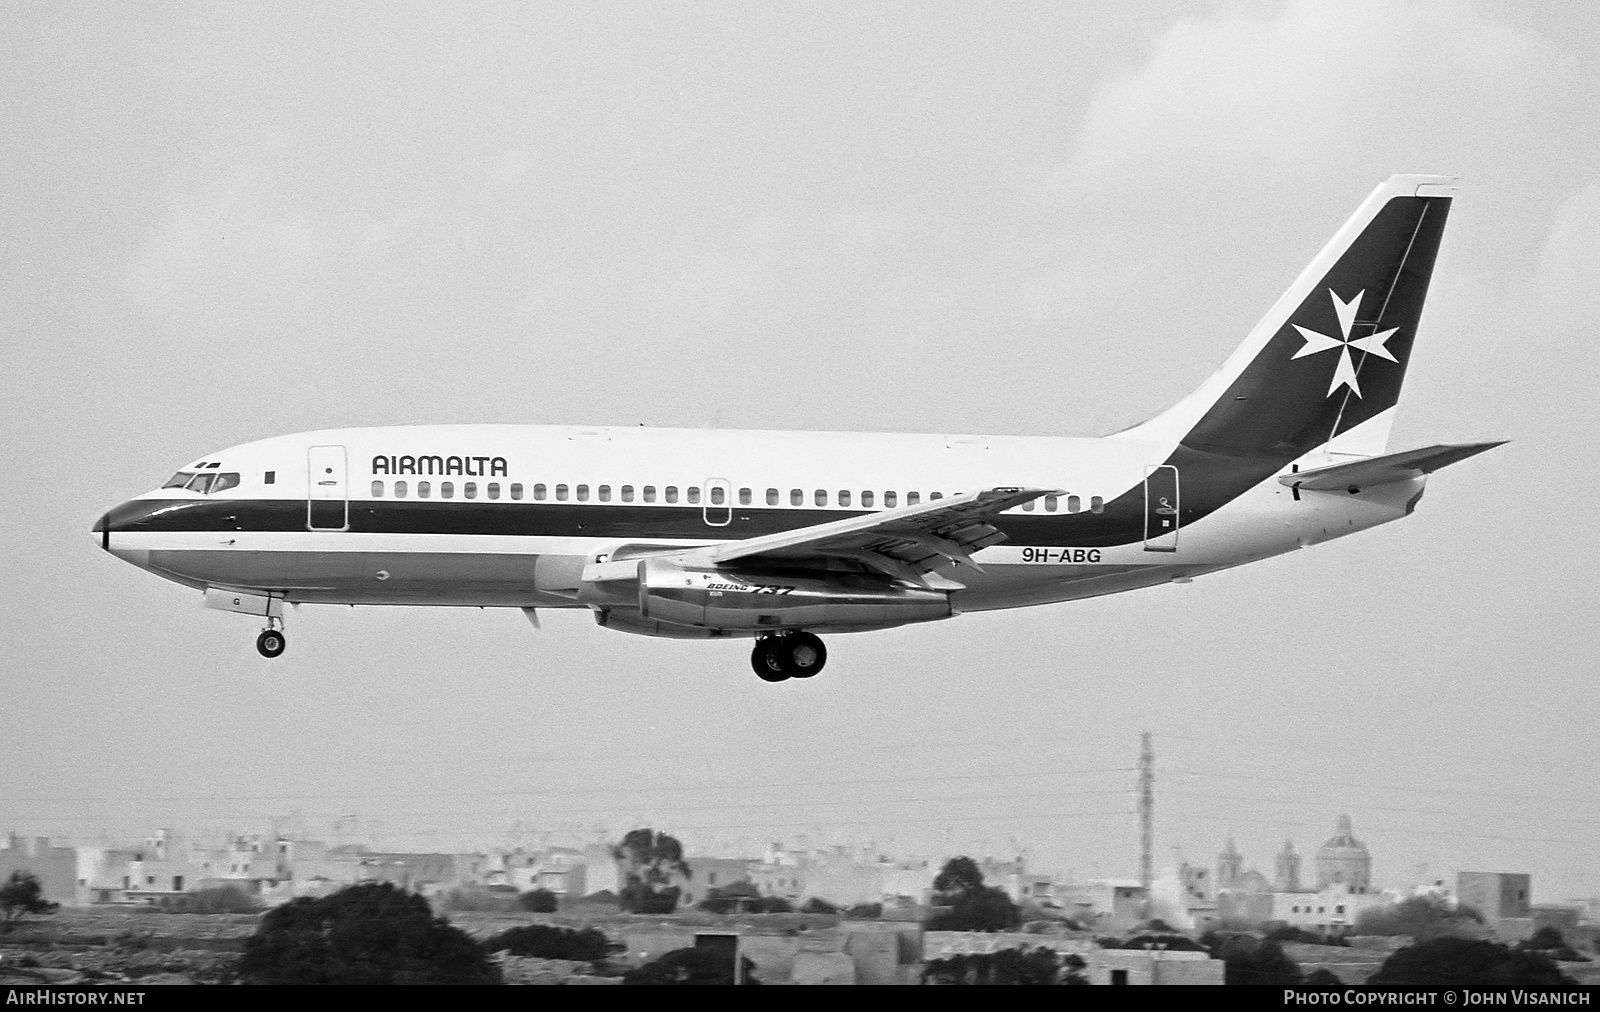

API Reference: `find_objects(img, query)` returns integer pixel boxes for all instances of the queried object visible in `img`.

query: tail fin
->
[1122,175,1455,459]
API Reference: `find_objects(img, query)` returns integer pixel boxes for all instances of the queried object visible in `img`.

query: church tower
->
[1217,835,1243,891]
[1275,838,1302,892]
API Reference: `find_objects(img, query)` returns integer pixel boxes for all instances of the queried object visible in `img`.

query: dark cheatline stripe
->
[102,497,1154,548]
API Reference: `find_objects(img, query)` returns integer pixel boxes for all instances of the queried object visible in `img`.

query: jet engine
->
[634,557,950,633]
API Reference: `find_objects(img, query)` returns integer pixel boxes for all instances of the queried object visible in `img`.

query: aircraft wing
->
[680,486,1061,584]
[1279,442,1506,493]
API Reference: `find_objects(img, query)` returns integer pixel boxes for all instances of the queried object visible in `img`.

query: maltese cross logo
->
[1292,289,1399,398]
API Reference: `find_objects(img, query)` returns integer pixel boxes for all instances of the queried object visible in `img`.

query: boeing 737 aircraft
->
[95,175,1501,681]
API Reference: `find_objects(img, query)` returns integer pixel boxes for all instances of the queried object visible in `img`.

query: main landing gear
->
[256,618,286,659]
[751,632,827,682]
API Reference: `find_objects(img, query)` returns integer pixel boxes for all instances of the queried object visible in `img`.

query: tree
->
[1369,937,1575,985]
[801,897,838,914]
[623,947,759,985]
[239,882,499,984]
[518,888,558,913]
[486,924,619,962]
[926,857,1020,932]
[613,828,690,914]
[1354,894,1483,941]
[699,881,761,914]
[0,871,58,932]
[921,946,1075,985]
[1214,935,1304,985]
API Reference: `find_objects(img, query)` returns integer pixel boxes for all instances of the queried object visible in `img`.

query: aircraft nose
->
[93,503,150,569]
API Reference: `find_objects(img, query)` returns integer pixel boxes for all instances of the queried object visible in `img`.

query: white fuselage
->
[98,421,1422,627]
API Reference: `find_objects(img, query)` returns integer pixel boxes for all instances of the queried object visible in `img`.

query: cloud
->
[1061,0,1543,180]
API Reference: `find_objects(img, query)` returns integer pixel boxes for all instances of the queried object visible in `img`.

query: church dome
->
[1317,814,1369,859]
[1314,814,1372,891]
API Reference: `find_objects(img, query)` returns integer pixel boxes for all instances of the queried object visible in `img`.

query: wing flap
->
[1280,441,1505,492]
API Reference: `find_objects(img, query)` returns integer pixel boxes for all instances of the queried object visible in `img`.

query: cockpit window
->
[164,471,239,494]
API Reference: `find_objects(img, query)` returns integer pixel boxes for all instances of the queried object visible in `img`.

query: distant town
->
[2,813,1595,985]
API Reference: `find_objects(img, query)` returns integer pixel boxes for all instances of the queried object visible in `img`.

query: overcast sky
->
[3,1,1596,901]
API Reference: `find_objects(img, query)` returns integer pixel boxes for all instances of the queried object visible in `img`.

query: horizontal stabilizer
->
[1280,442,1506,492]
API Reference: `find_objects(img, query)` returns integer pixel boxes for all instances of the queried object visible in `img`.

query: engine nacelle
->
[636,558,950,632]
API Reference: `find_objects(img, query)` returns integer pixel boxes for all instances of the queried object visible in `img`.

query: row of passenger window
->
[368,480,1104,513]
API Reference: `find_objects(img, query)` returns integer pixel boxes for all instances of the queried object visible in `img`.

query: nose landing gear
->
[750,632,827,682]
[256,618,286,658]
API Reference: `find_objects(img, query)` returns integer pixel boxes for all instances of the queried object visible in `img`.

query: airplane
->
[94,174,1502,682]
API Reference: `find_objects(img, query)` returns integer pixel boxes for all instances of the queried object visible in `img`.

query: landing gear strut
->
[256,617,286,659]
[750,632,827,682]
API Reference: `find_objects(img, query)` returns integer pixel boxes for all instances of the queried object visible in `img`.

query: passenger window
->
[665,486,678,503]
[441,482,454,498]
[372,481,384,497]
[907,492,920,505]
[861,491,874,508]
[511,483,524,500]
[1067,494,1081,513]
[884,491,897,508]
[1022,499,1034,511]
[532,483,546,500]
[464,482,477,499]
[814,490,827,506]
[576,484,589,502]
[1045,495,1058,512]
[710,486,725,505]
[621,485,634,502]
[395,480,408,498]
[738,488,751,506]
[264,471,275,485]
[1090,495,1104,513]
[212,473,239,493]
[929,492,943,500]
[687,486,701,505]
[791,489,803,506]
[598,485,611,502]
[644,485,657,503]
[838,490,851,507]
[487,483,500,500]
[555,484,569,501]
[766,488,779,505]
[418,481,431,498]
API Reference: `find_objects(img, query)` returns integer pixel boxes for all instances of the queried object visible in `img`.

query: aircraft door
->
[1143,464,1179,552]
[307,445,349,531]
[702,477,732,527]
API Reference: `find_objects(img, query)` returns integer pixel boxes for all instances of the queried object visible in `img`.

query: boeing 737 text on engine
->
[94,176,1502,682]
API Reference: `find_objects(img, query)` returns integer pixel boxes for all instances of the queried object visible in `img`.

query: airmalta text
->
[372,455,508,477]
